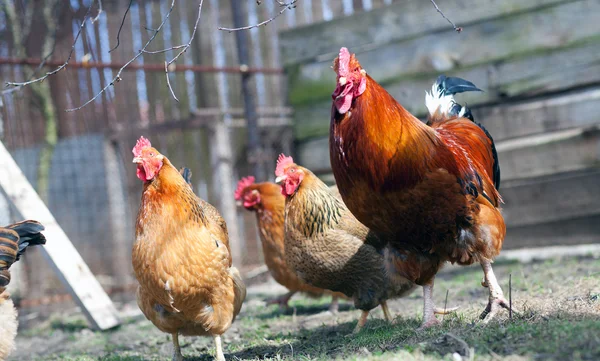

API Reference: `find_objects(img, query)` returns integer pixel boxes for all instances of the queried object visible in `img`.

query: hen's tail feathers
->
[179,167,193,186]
[0,220,46,288]
[229,266,247,323]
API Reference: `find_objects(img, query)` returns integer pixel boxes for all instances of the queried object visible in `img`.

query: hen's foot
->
[480,297,519,323]
[329,295,340,314]
[265,291,295,310]
[213,335,226,361]
[171,333,183,361]
[350,310,370,335]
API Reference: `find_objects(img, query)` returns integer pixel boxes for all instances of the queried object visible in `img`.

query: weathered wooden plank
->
[504,214,600,250]
[497,125,600,181]
[501,169,600,227]
[280,0,573,65]
[474,87,600,141]
[0,141,120,330]
[293,40,600,141]
[287,0,600,109]
[296,125,600,182]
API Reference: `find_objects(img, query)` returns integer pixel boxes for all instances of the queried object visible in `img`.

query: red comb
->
[275,153,294,177]
[133,136,151,157]
[337,47,351,77]
[234,176,255,200]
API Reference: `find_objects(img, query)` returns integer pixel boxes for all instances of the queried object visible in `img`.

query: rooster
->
[0,220,46,361]
[234,176,344,312]
[275,154,416,333]
[132,137,246,361]
[329,47,510,328]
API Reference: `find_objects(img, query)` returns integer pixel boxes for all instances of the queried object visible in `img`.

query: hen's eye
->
[290,169,295,173]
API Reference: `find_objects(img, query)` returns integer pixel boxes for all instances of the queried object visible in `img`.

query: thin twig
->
[151,0,204,102]
[429,0,462,33]
[66,0,177,112]
[91,0,103,23]
[509,273,512,320]
[5,1,95,88]
[443,289,449,322]
[164,61,178,102]
[109,0,134,53]
[218,0,297,32]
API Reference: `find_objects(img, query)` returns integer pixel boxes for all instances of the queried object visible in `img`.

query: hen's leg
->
[418,278,441,330]
[353,310,370,334]
[329,295,340,313]
[480,259,518,323]
[213,334,226,361]
[265,291,296,309]
[380,301,392,323]
[171,332,183,361]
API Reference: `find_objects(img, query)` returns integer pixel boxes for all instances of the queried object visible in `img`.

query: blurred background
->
[1,0,599,321]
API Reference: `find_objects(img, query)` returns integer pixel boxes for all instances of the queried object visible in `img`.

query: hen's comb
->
[234,176,255,200]
[336,47,351,77]
[275,153,294,177]
[132,136,151,157]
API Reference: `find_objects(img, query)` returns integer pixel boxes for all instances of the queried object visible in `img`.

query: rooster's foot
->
[417,315,441,331]
[479,297,519,323]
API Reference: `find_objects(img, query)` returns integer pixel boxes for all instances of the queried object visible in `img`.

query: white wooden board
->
[0,140,120,330]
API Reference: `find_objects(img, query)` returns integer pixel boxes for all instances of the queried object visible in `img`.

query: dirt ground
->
[10,255,600,361]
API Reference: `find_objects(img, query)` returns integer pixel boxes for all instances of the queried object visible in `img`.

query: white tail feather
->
[425,82,455,117]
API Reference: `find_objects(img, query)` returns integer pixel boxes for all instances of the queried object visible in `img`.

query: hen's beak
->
[275,176,286,184]
[236,200,242,207]
[133,157,142,164]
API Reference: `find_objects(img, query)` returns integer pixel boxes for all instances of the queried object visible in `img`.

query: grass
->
[13,256,600,361]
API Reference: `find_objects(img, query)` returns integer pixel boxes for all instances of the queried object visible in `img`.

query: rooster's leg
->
[171,332,183,361]
[479,259,519,323]
[213,334,226,361]
[418,278,441,330]
[352,310,370,334]
[265,291,296,309]
[329,295,340,313]
[380,301,393,323]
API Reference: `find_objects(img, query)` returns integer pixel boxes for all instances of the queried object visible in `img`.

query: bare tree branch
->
[430,0,462,33]
[109,0,134,53]
[4,1,95,88]
[218,0,297,32]
[91,0,103,24]
[144,0,204,102]
[65,0,177,112]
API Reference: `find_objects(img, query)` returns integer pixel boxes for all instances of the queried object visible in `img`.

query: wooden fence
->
[0,0,407,308]
[281,0,600,250]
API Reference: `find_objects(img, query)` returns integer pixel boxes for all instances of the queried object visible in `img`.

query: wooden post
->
[209,122,243,268]
[0,140,120,330]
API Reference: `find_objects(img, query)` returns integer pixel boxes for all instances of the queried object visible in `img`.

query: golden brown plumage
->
[235,178,345,311]
[132,137,245,361]
[0,220,46,361]
[275,156,416,332]
[329,47,509,327]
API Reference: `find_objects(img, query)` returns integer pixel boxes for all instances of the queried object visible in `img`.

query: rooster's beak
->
[133,157,142,164]
[275,176,286,184]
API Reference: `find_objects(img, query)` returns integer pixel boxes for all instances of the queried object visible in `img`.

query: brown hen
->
[234,176,345,312]
[275,155,416,332]
[132,137,246,361]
